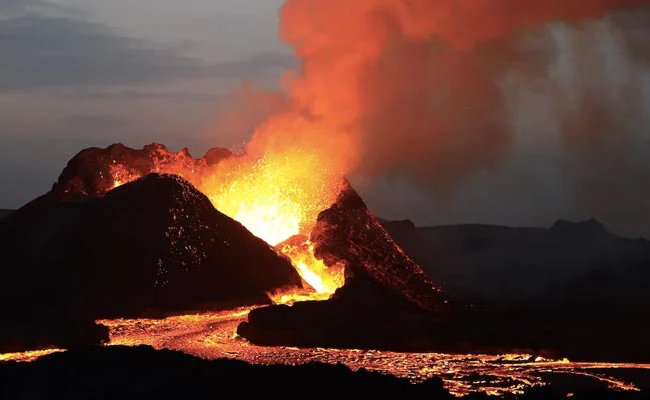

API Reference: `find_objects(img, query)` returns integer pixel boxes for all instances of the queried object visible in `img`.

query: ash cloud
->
[244,0,650,236]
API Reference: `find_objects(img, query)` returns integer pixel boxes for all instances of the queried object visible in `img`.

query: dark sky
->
[1,1,649,238]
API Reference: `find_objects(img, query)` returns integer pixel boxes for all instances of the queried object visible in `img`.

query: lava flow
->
[92,310,647,397]
[108,147,346,302]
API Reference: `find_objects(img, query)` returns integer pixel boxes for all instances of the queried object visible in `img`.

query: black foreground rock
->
[0,346,646,400]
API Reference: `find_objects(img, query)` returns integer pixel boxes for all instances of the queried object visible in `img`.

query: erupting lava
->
[203,150,337,246]
[108,147,346,302]
[272,236,345,302]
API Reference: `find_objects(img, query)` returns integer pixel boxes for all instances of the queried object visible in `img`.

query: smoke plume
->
[240,0,650,235]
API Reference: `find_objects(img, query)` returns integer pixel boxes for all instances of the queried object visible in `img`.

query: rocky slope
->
[0,143,301,352]
[238,182,468,352]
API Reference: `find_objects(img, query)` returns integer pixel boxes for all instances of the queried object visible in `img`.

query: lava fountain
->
[108,146,346,302]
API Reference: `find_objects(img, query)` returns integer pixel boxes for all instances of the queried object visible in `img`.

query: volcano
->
[0,144,304,352]
[0,142,459,353]
[237,181,475,352]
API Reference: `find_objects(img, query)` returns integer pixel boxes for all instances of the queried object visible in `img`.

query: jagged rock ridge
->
[311,181,454,312]
[237,182,463,351]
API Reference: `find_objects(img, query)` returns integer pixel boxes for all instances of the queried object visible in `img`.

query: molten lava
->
[203,150,337,246]
[108,147,346,302]
[277,236,345,296]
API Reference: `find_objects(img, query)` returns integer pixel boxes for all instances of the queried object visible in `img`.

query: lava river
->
[94,310,650,396]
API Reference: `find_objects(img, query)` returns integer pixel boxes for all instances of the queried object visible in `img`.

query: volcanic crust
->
[0,144,301,353]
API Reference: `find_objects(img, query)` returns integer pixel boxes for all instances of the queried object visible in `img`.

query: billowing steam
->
[545,10,650,237]
[233,1,650,236]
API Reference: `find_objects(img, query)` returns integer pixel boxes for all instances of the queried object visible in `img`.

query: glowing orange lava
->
[0,349,63,362]
[202,150,336,246]
[277,237,345,294]
[108,147,346,302]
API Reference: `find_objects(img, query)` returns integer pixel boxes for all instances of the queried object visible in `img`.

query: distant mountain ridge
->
[380,218,650,304]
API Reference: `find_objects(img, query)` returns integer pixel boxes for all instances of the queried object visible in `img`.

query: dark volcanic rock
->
[238,279,443,352]
[238,182,463,351]
[311,181,454,312]
[0,346,454,400]
[0,346,645,400]
[0,173,300,352]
